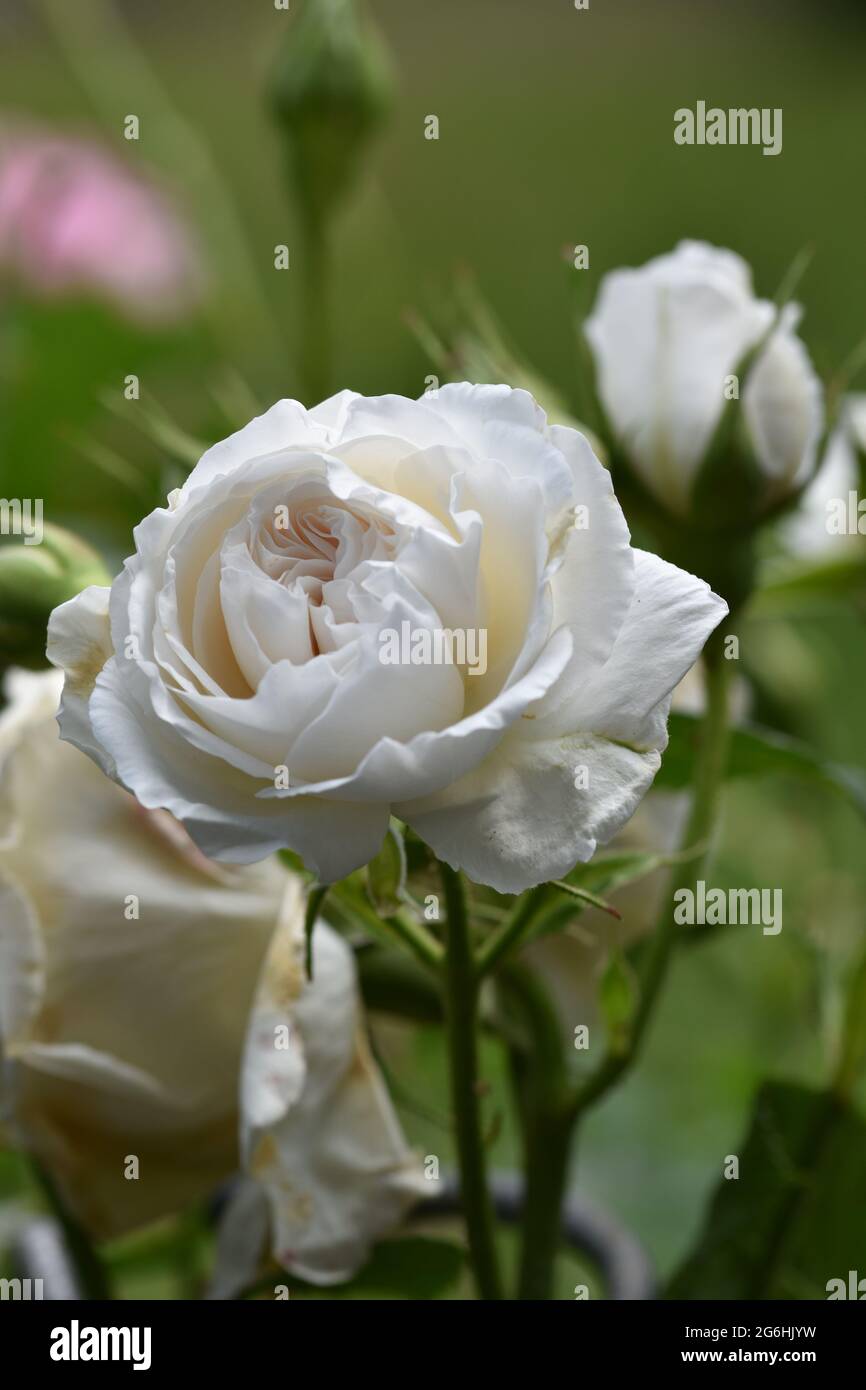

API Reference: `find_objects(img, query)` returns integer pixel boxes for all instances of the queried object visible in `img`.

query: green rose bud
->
[269,0,393,224]
[0,523,110,670]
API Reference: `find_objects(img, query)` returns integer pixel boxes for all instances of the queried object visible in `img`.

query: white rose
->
[584,242,824,515]
[48,384,726,894]
[0,670,422,1285]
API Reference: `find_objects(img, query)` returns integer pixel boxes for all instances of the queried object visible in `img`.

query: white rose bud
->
[0,670,423,1285]
[47,384,726,895]
[584,241,824,524]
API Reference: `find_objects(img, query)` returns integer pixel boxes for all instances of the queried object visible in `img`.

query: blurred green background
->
[3,0,866,549]
[1,0,864,1296]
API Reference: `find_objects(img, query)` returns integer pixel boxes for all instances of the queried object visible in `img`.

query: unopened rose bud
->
[0,524,110,668]
[269,0,393,223]
[584,241,824,529]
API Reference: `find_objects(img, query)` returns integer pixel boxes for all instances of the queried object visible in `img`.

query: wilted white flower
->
[0,670,422,1285]
[48,384,725,895]
[585,241,824,516]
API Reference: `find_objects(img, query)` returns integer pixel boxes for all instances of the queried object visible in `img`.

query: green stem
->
[30,1162,111,1300]
[747,1090,842,1299]
[386,908,444,971]
[476,885,548,978]
[516,1100,574,1301]
[328,881,443,972]
[439,862,504,1300]
[300,207,331,403]
[569,628,732,1119]
[498,963,574,1300]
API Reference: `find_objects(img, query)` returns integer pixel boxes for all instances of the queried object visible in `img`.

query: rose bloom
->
[49,385,726,894]
[584,241,824,516]
[0,126,201,323]
[0,670,422,1287]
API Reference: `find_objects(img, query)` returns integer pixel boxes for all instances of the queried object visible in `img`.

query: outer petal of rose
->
[46,585,115,777]
[537,549,728,750]
[241,917,425,1285]
[88,657,392,877]
[542,425,635,678]
[177,399,329,497]
[400,730,660,893]
[400,552,726,892]
[744,310,824,492]
[416,382,579,512]
[186,385,579,519]
[50,548,391,867]
[328,392,467,459]
[585,241,773,510]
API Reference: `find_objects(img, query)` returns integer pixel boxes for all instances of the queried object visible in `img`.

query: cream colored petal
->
[0,874,45,1045]
[241,915,425,1285]
[0,670,284,1235]
[46,585,115,778]
[208,1179,272,1300]
[744,312,824,493]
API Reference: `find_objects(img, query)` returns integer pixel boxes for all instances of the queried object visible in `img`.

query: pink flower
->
[0,124,203,323]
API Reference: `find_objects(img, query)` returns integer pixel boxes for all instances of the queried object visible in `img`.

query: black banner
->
[1,1298,861,1375]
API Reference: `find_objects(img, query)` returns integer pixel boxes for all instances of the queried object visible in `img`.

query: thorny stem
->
[299,206,331,404]
[439,862,504,1300]
[331,882,444,972]
[476,885,548,978]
